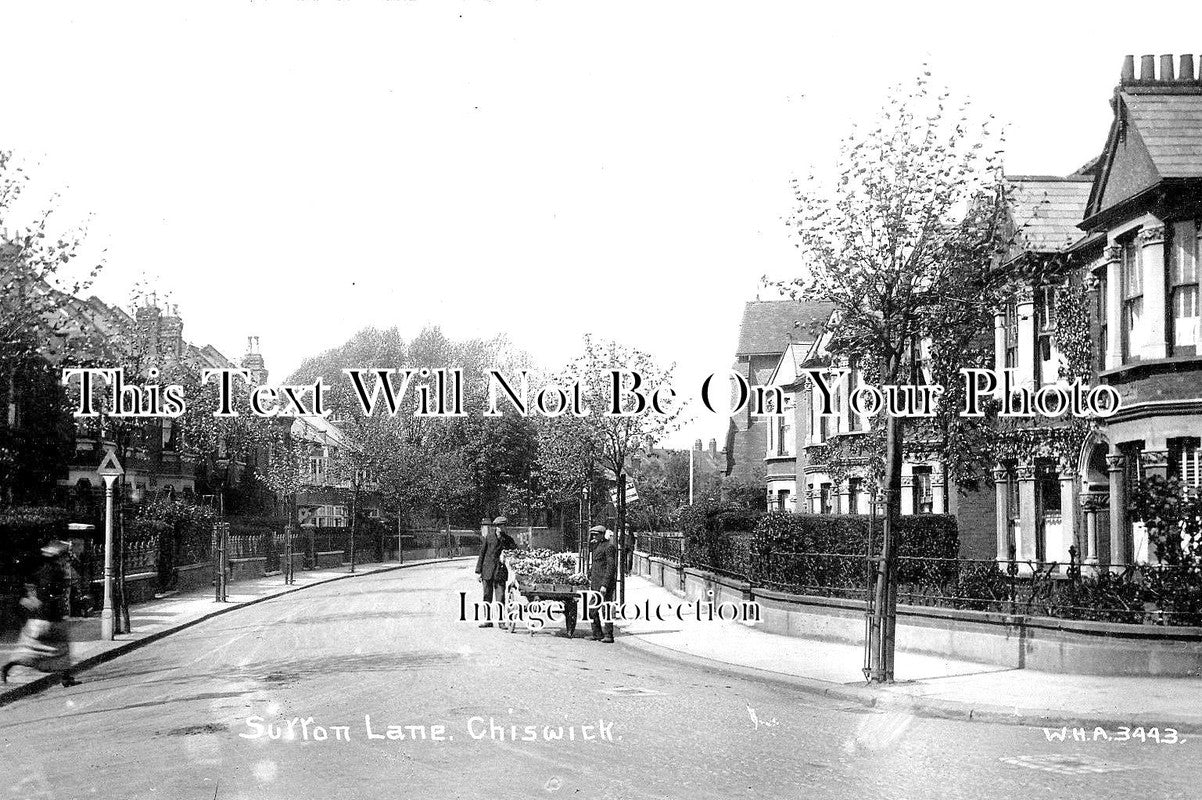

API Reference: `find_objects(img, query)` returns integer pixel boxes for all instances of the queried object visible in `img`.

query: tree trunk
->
[868,411,903,682]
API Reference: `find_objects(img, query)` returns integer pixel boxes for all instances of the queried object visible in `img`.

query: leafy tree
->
[767,71,1011,681]
[0,151,102,506]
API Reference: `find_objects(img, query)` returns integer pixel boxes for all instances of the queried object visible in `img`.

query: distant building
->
[725,300,834,485]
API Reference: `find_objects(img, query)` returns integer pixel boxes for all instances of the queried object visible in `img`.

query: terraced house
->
[1078,54,1202,567]
[764,54,1202,566]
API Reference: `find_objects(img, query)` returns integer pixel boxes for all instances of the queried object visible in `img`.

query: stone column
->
[993,466,1010,563]
[1015,286,1036,392]
[1106,453,1128,567]
[1057,456,1078,564]
[1104,244,1123,370]
[1080,494,1100,565]
[1138,224,1168,361]
[931,462,946,514]
[1017,462,1038,562]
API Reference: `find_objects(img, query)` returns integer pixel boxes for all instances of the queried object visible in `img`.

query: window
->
[1035,286,1059,386]
[772,396,794,457]
[848,478,862,514]
[307,455,328,484]
[1121,236,1143,361]
[1169,437,1201,488]
[1119,441,1145,487]
[1170,221,1199,356]
[819,483,832,515]
[1098,270,1109,368]
[313,504,347,527]
[912,466,933,515]
[776,489,790,512]
[1004,300,1019,371]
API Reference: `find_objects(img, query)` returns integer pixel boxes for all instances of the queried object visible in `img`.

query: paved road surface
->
[1,561,1195,799]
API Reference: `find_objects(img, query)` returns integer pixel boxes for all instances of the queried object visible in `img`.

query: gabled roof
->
[764,342,809,388]
[735,300,835,357]
[1006,176,1093,254]
[1085,82,1202,223]
[1122,92,1202,177]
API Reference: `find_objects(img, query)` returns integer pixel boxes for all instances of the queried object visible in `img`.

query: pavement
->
[2,560,1193,800]
[0,557,467,708]
[616,574,1202,733]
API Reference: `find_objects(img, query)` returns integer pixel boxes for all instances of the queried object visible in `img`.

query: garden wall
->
[634,551,1202,677]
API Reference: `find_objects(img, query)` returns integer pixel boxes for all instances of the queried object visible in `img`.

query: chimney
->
[1181,55,1196,82]
[1160,54,1176,82]
[1141,54,1156,81]
[241,335,268,385]
[694,438,703,451]
[1121,55,1135,83]
[708,438,717,458]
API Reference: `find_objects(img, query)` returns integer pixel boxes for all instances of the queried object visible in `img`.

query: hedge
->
[680,503,961,586]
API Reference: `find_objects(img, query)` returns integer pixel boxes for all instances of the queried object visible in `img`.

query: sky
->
[3,0,1201,448]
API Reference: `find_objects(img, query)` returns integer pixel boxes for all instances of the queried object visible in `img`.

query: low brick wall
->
[634,551,1202,677]
[229,557,267,583]
[174,562,212,594]
[278,553,305,575]
[315,551,344,569]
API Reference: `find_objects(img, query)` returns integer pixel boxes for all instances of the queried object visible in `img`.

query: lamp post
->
[97,448,124,641]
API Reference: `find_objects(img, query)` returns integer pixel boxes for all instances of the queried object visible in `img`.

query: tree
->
[538,336,684,557]
[0,151,103,507]
[767,72,1011,682]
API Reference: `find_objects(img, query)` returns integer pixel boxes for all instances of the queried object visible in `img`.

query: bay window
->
[1121,236,1143,362]
[1170,221,1199,356]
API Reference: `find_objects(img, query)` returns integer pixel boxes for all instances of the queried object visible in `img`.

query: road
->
[0,560,1196,799]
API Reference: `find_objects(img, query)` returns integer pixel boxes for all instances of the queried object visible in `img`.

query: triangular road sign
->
[97,449,125,477]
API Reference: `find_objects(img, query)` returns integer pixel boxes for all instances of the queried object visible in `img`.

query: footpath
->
[616,574,1202,733]
[0,557,469,708]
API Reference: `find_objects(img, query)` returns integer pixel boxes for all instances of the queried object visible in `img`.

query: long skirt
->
[8,618,72,673]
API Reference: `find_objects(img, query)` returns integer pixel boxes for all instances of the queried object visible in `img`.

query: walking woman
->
[2,541,79,687]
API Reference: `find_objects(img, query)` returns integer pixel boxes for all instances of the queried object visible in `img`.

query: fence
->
[636,533,684,564]
[637,531,1202,627]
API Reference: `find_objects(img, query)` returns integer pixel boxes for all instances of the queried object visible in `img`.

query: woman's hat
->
[492,516,508,526]
[589,525,606,534]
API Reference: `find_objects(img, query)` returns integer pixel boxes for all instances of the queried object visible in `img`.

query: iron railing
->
[636,532,1202,626]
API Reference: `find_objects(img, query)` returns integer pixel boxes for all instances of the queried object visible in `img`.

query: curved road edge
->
[0,557,475,710]
[615,627,1202,736]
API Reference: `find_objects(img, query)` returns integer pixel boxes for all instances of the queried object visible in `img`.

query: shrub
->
[680,500,762,578]
[750,512,960,593]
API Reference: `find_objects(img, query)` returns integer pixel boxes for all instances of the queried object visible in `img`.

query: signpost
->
[97,448,124,641]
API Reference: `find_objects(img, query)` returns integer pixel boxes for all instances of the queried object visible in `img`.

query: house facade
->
[725,299,833,487]
[766,54,1201,566]
[1075,54,1202,567]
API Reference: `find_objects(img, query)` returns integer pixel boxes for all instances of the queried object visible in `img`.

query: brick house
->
[1075,54,1202,567]
[725,300,833,487]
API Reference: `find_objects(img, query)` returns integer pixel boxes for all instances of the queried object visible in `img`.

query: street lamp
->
[97,448,124,641]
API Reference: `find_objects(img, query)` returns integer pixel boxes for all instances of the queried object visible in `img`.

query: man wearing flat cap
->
[474,516,516,627]
[587,525,617,643]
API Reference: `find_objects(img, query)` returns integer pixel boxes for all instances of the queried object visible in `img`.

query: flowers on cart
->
[506,549,587,587]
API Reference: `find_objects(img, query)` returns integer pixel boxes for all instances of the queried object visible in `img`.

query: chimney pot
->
[1160,54,1175,81]
[1141,54,1156,81]
[694,439,702,451]
[1121,55,1135,83]
[1180,55,1196,82]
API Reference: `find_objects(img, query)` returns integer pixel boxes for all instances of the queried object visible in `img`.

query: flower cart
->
[502,549,587,637]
